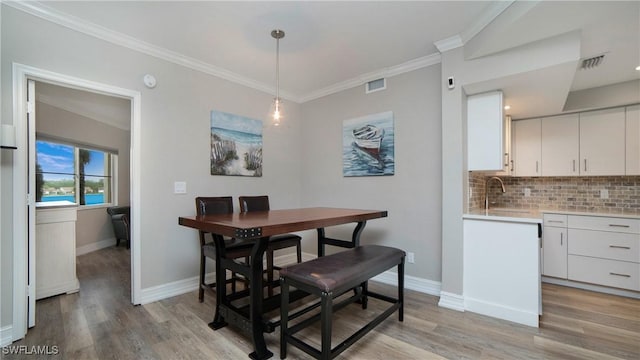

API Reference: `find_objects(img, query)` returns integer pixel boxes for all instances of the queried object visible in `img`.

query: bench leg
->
[280,278,289,359]
[398,258,405,322]
[320,292,333,360]
[361,281,368,310]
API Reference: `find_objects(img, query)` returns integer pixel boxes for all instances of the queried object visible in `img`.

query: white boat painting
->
[210,110,263,177]
[343,111,394,177]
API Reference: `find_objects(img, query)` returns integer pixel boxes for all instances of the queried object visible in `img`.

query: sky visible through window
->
[37,140,105,180]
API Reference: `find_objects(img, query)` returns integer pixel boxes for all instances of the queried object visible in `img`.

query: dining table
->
[178,207,388,360]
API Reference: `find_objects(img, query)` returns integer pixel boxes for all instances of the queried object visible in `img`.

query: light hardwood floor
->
[4,246,639,359]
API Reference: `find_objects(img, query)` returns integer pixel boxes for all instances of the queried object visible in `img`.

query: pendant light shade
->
[271,29,285,126]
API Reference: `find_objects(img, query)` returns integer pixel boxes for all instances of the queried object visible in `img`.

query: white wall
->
[300,66,443,281]
[1,5,302,329]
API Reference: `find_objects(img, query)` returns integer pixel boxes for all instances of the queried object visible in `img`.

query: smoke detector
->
[580,54,605,69]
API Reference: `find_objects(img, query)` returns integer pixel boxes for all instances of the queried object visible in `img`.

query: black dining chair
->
[106,206,131,249]
[239,195,302,296]
[195,196,253,303]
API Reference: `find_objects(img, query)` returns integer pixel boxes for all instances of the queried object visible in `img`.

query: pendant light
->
[270,29,285,126]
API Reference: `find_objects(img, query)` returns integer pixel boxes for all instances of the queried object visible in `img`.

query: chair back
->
[238,195,270,213]
[195,196,234,246]
[195,196,234,216]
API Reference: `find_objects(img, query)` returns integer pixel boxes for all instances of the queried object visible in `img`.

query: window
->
[36,139,116,206]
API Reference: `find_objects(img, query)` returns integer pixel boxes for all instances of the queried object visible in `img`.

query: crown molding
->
[434,1,513,53]
[298,53,441,103]
[4,1,300,102]
[7,1,443,104]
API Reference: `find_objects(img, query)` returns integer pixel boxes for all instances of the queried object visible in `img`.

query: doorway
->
[12,64,142,341]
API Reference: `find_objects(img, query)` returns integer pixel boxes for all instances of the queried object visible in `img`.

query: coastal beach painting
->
[343,111,394,177]
[210,110,263,176]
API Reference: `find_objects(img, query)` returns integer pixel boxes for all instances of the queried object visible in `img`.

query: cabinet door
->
[579,108,626,175]
[541,114,579,176]
[513,118,541,176]
[467,91,504,171]
[626,105,640,175]
[543,226,567,279]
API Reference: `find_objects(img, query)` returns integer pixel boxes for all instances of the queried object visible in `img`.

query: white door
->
[541,114,579,176]
[512,118,541,176]
[27,79,37,327]
[579,108,626,175]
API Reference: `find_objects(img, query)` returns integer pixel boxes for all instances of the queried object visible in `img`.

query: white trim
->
[434,35,464,53]
[4,1,295,102]
[75,238,118,256]
[138,276,200,305]
[438,291,465,312]
[11,63,142,342]
[298,53,441,103]
[371,271,441,296]
[0,325,12,347]
[5,1,441,104]
[464,296,539,328]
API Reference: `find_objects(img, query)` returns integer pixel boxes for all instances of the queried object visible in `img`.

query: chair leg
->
[199,254,206,303]
[116,238,120,247]
[296,242,302,264]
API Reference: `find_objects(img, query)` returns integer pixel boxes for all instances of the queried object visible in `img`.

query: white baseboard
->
[137,251,445,305]
[542,276,640,299]
[76,238,117,256]
[1,325,12,347]
[438,291,465,312]
[464,297,539,327]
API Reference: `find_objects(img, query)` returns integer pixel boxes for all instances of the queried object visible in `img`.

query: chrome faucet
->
[485,176,506,210]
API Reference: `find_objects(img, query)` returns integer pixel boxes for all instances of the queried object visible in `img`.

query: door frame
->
[11,63,142,340]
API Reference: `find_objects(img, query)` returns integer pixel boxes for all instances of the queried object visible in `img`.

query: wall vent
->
[580,55,605,69]
[365,78,386,94]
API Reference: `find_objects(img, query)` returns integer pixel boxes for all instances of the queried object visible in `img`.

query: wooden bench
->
[279,245,405,360]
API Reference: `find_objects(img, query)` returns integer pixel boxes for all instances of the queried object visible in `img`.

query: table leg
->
[248,237,273,360]
[316,220,367,256]
[209,234,228,330]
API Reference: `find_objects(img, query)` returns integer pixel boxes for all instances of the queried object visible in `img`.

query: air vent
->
[365,78,386,94]
[580,55,605,69]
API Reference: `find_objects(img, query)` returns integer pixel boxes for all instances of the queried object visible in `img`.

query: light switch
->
[174,181,187,194]
[524,188,531,197]
[600,189,609,199]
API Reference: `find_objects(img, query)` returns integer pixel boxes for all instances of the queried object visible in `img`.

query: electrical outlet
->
[524,188,531,197]
[600,189,609,199]
[407,252,415,264]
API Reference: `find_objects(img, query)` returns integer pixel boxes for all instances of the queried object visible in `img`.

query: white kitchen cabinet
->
[566,215,640,292]
[542,214,567,279]
[541,114,579,176]
[512,118,541,176]
[579,107,626,176]
[36,202,80,299]
[467,91,505,171]
[626,105,640,175]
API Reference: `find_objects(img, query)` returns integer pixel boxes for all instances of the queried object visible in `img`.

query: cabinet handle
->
[547,220,563,223]
[609,272,631,278]
[560,232,563,246]
[536,161,539,173]
[510,160,514,172]
[609,224,630,228]
[573,160,576,172]
[609,245,631,249]
[584,159,587,172]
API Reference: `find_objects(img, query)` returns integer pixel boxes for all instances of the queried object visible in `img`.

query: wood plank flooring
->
[4,246,639,359]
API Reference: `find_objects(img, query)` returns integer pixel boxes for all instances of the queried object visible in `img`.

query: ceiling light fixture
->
[270,29,285,126]
[636,65,640,71]
[504,105,511,110]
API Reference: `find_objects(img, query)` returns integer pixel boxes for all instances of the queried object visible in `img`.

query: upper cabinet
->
[467,91,505,171]
[512,118,541,176]
[579,107,626,176]
[541,114,579,176]
[626,105,640,175]
[510,105,637,177]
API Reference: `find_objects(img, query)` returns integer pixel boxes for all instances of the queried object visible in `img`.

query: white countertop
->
[464,208,640,223]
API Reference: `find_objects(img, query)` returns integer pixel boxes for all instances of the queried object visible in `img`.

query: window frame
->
[35,137,118,209]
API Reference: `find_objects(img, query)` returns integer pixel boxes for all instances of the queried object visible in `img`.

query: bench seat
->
[279,245,405,360]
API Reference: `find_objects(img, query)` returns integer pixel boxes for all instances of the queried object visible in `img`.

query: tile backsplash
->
[469,173,640,215]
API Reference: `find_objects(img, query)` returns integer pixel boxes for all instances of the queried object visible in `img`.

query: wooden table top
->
[178,207,388,239]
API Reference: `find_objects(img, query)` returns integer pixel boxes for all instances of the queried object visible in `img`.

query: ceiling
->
[12,1,640,123]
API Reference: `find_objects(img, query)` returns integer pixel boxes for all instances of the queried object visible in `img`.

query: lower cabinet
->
[542,213,640,292]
